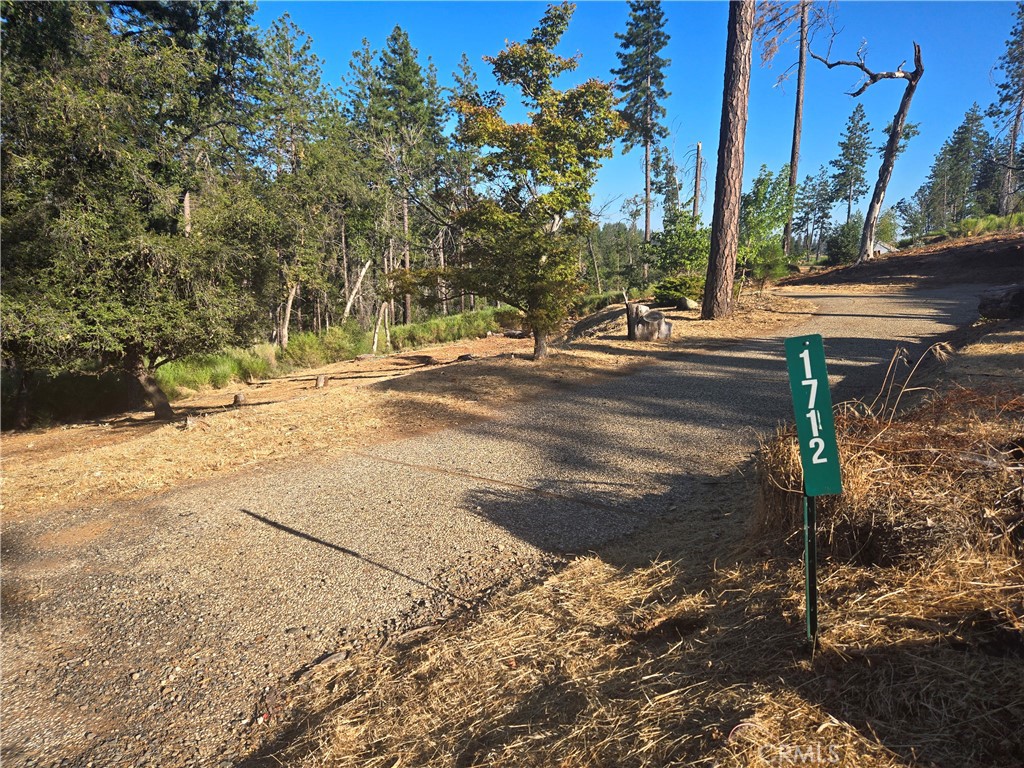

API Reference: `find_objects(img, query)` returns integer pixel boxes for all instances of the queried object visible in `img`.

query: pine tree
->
[611,0,671,244]
[990,1,1024,215]
[702,0,755,320]
[829,103,872,223]
[754,1,833,255]
[375,26,449,324]
[924,105,992,224]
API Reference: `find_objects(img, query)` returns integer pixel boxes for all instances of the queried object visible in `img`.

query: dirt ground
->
[1,293,813,520]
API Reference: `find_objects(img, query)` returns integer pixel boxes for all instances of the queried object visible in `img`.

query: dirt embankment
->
[782,231,1024,290]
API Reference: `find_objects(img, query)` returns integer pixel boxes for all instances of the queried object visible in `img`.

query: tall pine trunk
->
[702,0,755,320]
[644,79,652,244]
[403,196,412,324]
[782,2,807,257]
[693,141,702,219]
[1000,92,1023,216]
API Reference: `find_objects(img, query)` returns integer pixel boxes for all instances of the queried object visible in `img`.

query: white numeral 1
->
[806,409,821,437]
[799,348,812,380]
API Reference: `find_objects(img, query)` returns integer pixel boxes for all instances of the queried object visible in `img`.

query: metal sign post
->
[785,334,843,644]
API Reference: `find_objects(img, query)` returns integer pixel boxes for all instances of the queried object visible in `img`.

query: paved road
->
[0,285,995,767]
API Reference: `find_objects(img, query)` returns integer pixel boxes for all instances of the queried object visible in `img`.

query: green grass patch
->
[390,309,498,351]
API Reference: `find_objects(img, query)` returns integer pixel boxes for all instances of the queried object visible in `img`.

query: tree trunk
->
[624,291,637,340]
[644,139,652,244]
[13,369,32,430]
[372,301,388,354]
[343,260,372,319]
[129,353,175,420]
[702,0,755,320]
[387,238,397,326]
[532,327,549,360]
[1000,91,1023,216]
[341,214,350,305]
[438,232,448,316]
[859,44,924,264]
[588,235,603,293]
[782,1,807,257]
[279,282,299,349]
[693,141,702,220]
[403,195,412,324]
[182,190,193,237]
[644,72,653,244]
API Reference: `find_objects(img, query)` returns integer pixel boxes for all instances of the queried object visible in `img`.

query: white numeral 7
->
[801,378,818,409]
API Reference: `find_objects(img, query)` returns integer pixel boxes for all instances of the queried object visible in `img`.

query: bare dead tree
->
[756,1,835,257]
[692,140,702,219]
[811,42,924,264]
[702,0,755,320]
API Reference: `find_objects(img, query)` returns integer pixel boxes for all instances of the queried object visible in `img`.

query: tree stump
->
[634,309,673,341]
[315,374,327,389]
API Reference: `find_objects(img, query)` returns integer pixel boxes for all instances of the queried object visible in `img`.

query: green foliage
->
[654,275,705,307]
[612,0,671,150]
[573,291,626,317]
[876,208,900,245]
[454,3,623,353]
[793,165,834,257]
[739,165,793,277]
[390,310,499,351]
[493,306,527,330]
[825,211,866,264]
[830,104,872,221]
[0,1,262,416]
[948,212,1024,238]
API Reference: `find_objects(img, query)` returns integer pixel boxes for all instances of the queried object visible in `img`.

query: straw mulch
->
[246,377,1022,768]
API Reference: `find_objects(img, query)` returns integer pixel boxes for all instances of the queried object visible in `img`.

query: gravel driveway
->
[0,284,997,767]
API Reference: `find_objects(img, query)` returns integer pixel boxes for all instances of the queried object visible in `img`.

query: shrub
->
[654,274,705,307]
[573,291,622,317]
[493,306,526,330]
[280,332,327,369]
[824,214,865,264]
[390,310,499,351]
[322,322,372,361]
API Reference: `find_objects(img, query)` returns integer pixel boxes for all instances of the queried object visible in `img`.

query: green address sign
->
[785,334,843,497]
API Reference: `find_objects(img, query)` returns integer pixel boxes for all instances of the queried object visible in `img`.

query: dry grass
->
[0,294,812,519]
[242,338,1024,768]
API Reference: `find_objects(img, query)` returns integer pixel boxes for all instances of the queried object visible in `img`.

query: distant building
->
[874,241,898,257]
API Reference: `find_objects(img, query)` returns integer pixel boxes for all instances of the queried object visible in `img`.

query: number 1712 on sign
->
[784,335,843,497]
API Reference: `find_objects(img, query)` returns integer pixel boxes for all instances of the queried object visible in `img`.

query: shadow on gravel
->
[234,288,1002,767]
[240,509,472,606]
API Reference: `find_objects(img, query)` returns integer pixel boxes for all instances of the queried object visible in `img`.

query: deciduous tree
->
[454,3,622,358]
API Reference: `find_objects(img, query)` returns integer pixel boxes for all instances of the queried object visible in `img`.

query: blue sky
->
[253,1,1015,227]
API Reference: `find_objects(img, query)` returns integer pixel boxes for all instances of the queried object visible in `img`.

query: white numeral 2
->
[809,437,827,464]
